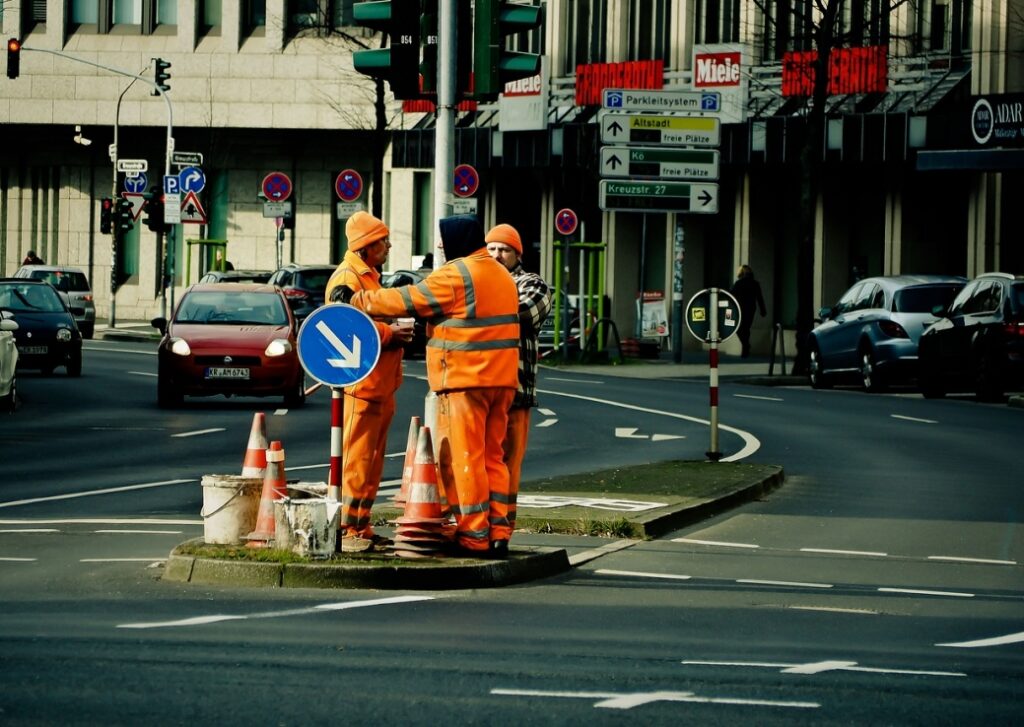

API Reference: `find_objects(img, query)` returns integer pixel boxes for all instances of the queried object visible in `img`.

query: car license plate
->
[18,346,47,355]
[206,367,250,380]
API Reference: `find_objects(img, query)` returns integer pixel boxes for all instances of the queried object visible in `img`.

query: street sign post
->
[263,201,293,219]
[603,88,721,113]
[600,146,720,180]
[163,192,181,224]
[297,304,382,388]
[601,112,720,147]
[599,180,719,214]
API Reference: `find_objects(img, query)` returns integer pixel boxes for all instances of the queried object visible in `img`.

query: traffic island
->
[163,538,571,590]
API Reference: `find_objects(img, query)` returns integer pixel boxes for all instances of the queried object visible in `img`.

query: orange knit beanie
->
[484,223,522,255]
[345,211,389,251]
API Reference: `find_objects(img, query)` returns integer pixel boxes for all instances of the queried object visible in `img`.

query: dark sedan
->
[151,283,305,408]
[0,278,83,376]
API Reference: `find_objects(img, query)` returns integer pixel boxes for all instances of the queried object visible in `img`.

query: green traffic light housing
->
[152,57,171,96]
[115,197,134,234]
[352,0,423,100]
[473,0,544,101]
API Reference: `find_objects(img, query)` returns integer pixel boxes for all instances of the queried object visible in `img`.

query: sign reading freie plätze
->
[969,94,1024,148]
[691,43,748,124]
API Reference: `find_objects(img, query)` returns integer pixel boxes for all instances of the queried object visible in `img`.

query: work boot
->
[488,539,509,560]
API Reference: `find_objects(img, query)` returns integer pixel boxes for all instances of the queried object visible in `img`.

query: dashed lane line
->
[490,687,820,711]
[734,393,784,401]
[0,480,194,509]
[801,547,888,557]
[673,538,759,549]
[0,528,60,533]
[936,631,1024,648]
[737,579,833,589]
[0,557,37,562]
[878,587,975,598]
[928,555,1017,565]
[596,568,691,581]
[171,428,225,438]
[682,660,965,678]
[94,529,183,535]
[891,414,938,424]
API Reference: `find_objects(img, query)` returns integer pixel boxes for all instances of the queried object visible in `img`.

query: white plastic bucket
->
[201,475,262,545]
[274,491,340,558]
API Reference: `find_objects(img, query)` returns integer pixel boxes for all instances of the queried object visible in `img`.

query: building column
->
[883,188,902,274]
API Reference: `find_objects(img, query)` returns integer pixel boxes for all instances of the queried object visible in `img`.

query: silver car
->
[0,311,17,412]
[14,265,96,338]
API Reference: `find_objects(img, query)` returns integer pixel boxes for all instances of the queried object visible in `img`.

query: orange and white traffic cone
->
[245,440,287,548]
[241,412,269,478]
[394,427,450,558]
[391,416,421,507]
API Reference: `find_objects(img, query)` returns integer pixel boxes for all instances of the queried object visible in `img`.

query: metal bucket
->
[273,485,339,558]
[200,475,262,545]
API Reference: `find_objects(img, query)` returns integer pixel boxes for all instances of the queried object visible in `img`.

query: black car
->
[381,269,427,358]
[267,263,335,323]
[0,278,83,376]
[918,272,1024,401]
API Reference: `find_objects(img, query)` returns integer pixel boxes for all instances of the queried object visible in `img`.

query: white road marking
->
[0,480,194,509]
[272,409,288,416]
[737,579,833,589]
[596,569,691,581]
[800,547,888,557]
[490,688,819,710]
[285,463,329,471]
[80,558,167,563]
[171,428,225,438]
[540,388,759,461]
[568,540,637,566]
[118,595,435,629]
[0,528,60,533]
[615,427,647,439]
[890,414,937,424]
[928,555,1016,565]
[651,433,685,441]
[536,418,558,427]
[128,371,158,377]
[537,408,556,416]
[682,660,964,677]
[0,518,200,526]
[546,377,603,384]
[94,529,182,535]
[787,606,878,615]
[0,557,37,562]
[672,538,759,549]
[878,587,974,598]
[936,631,1024,648]
[734,393,783,401]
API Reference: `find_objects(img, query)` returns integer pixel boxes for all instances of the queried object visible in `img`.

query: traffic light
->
[352,0,422,100]
[100,198,114,235]
[472,0,544,101]
[151,57,171,95]
[115,197,134,235]
[143,187,168,233]
[7,38,21,80]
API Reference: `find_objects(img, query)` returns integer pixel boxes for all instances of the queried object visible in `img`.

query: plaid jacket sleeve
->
[516,270,551,335]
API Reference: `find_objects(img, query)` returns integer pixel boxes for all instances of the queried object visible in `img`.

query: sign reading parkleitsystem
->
[601,112,720,147]
[599,180,718,214]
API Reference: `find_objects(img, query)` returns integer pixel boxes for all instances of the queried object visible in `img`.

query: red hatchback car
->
[151,283,305,408]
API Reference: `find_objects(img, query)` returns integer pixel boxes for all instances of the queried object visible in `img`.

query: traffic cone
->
[394,427,451,559]
[241,412,269,478]
[391,416,421,507]
[245,440,287,548]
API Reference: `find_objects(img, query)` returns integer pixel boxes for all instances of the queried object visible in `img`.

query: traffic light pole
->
[432,0,457,267]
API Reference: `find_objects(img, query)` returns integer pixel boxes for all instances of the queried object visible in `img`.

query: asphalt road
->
[1,340,1021,724]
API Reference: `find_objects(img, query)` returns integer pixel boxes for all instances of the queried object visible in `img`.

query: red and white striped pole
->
[327,387,343,501]
[706,287,722,462]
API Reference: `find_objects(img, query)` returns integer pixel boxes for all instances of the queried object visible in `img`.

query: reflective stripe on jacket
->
[350,249,519,392]
[325,250,403,401]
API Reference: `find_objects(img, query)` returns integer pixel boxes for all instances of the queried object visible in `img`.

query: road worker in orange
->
[485,224,551,541]
[340,215,520,558]
[324,211,413,549]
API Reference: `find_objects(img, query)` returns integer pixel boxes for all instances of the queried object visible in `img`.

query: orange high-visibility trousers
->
[341,393,396,537]
[436,387,514,551]
[500,406,532,538]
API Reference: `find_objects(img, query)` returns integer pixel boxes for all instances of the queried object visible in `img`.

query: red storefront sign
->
[575,60,664,106]
[782,45,888,97]
[693,51,742,87]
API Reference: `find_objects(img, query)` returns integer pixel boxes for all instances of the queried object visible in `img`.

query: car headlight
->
[265,339,293,357]
[57,327,72,342]
[170,338,192,356]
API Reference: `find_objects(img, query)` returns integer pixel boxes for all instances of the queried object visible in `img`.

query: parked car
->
[14,264,96,338]
[197,269,272,285]
[917,272,1024,401]
[267,263,335,323]
[0,278,83,376]
[808,274,967,391]
[151,283,306,408]
[381,269,427,357]
[0,311,18,412]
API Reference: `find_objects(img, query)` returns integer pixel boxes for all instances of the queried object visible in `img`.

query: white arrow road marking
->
[490,688,819,710]
[651,433,685,441]
[316,320,361,368]
[937,631,1024,648]
[536,418,558,428]
[616,427,647,439]
[682,660,964,677]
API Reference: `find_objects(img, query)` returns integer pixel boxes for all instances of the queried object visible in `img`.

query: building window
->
[566,0,608,73]
[696,0,741,45]
[113,0,142,26]
[70,1,100,27]
[244,0,267,36]
[628,0,670,62]
[287,1,353,37]
[200,0,222,36]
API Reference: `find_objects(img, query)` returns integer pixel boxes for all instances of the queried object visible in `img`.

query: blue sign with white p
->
[163,174,180,194]
[297,304,381,387]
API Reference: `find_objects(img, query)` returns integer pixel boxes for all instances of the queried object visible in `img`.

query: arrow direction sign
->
[601,146,720,180]
[601,113,720,147]
[317,320,362,368]
[599,181,719,214]
[297,304,381,388]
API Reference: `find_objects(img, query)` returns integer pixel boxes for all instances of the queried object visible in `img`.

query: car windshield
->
[296,270,332,291]
[174,291,288,325]
[893,285,962,313]
[0,283,66,312]
[1012,282,1024,310]
[31,270,90,293]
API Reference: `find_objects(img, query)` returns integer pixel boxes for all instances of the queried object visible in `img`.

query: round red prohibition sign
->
[262,172,293,202]
[555,208,579,236]
[453,164,479,198]
[335,169,363,202]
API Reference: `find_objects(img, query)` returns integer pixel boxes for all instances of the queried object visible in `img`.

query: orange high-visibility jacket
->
[350,249,519,392]
[325,250,403,401]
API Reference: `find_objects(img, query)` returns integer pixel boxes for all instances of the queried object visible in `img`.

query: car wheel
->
[808,343,832,389]
[1,376,15,413]
[284,374,306,408]
[860,347,885,392]
[157,377,183,408]
[66,350,83,377]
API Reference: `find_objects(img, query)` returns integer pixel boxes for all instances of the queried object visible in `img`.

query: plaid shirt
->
[510,263,552,409]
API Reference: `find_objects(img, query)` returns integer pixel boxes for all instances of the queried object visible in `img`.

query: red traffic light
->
[7,38,21,80]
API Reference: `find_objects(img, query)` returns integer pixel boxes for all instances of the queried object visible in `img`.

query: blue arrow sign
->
[179,166,206,193]
[297,304,381,387]
[124,172,148,193]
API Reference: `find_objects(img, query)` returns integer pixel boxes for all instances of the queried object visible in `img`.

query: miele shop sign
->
[970,94,1024,147]
[694,51,742,87]
[691,44,748,123]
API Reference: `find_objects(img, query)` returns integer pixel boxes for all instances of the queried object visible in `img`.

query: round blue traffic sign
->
[179,166,206,194]
[297,304,381,387]
[555,208,578,236]
[262,171,293,202]
[124,173,148,194]
[453,164,479,198]
[335,169,363,202]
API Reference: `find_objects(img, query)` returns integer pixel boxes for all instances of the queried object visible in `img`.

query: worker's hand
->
[330,286,355,304]
[391,317,415,344]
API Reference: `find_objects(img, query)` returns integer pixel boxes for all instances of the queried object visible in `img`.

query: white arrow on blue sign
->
[297,304,381,387]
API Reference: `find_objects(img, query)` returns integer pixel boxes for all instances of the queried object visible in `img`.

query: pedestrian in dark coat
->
[731,264,766,358]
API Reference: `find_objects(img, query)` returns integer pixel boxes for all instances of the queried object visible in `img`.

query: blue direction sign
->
[297,304,381,387]
[179,166,206,193]
[124,172,148,194]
